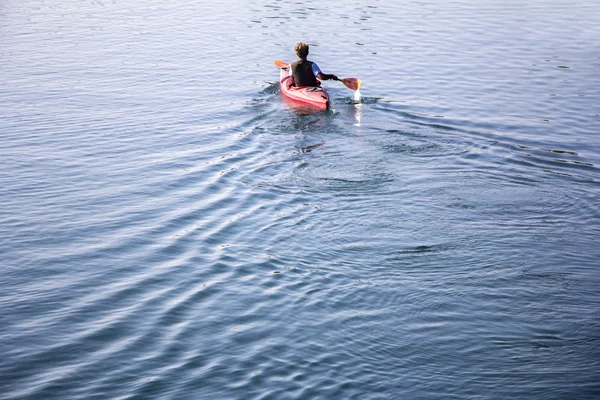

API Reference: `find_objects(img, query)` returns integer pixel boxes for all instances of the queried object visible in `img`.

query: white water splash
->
[353,88,362,103]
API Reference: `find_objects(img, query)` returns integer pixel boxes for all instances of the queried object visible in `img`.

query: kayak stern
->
[279,67,330,111]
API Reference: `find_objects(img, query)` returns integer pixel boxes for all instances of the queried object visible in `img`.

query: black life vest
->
[291,60,317,87]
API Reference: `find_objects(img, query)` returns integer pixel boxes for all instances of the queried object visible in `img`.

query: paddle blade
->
[341,78,361,91]
[274,60,290,68]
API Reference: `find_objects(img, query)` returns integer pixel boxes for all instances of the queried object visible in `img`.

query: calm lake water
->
[1,0,599,398]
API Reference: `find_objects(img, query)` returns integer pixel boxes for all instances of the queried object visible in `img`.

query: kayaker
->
[290,42,338,87]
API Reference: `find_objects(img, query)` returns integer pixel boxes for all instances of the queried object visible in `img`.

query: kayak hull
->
[279,67,330,110]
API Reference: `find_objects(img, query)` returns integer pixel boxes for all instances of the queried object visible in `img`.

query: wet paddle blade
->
[274,60,290,68]
[341,78,361,91]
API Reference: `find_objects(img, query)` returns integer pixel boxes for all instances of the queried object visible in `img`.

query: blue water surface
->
[1,0,599,398]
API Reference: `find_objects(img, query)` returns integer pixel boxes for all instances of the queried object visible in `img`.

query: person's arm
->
[317,72,338,81]
[312,62,338,81]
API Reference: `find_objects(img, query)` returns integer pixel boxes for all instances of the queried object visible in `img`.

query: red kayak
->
[278,65,330,111]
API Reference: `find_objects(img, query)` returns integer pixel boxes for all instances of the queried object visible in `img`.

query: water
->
[1,0,599,398]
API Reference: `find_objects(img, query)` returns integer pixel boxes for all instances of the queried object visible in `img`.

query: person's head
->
[295,42,309,59]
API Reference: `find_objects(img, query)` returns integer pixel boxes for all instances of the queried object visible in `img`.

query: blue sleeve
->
[312,62,322,77]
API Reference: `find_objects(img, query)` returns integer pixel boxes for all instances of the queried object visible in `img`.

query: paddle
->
[274,59,289,68]
[274,60,361,90]
[340,77,361,91]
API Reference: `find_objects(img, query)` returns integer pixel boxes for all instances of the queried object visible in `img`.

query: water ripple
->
[2,0,600,398]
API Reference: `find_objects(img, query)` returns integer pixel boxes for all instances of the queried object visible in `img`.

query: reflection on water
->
[353,102,362,126]
[352,88,363,125]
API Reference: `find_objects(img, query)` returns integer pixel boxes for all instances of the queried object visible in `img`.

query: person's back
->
[291,59,318,87]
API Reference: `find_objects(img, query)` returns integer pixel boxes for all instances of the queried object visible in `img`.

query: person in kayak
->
[290,42,338,87]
